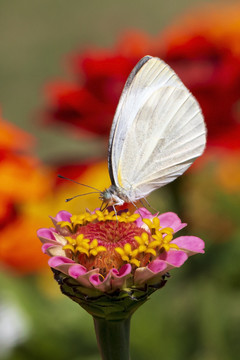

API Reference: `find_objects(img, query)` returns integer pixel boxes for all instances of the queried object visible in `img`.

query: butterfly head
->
[100,185,126,207]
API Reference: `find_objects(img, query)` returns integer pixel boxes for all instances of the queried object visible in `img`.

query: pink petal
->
[148,260,167,273]
[134,209,187,233]
[89,273,112,292]
[159,249,188,267]
[71,268,100,287]
[48,258,101,289]
[50,211,72,236]
[134,260,167,285]
[68,264,87,278]
[112,264,132,278]
[50,223,71,237]
[37,228,56,242]
[44,244,66,257]
[38,230,66,248]
[48,256,75,275]
[172,236,205,255]
[90,274,104,286]
[41,243,53,253]
[158,212,187,232]
[111,264,132,291]
[89,265,132,292]
[54,211,72,222]
[49,256,74,266]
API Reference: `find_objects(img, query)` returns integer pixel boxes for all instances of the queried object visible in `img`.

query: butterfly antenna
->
[58,174,102,193]
[100,201,108,211]
[65,191,100,202]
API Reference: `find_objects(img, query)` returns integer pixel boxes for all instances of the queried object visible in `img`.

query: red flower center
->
[75,221,145,276]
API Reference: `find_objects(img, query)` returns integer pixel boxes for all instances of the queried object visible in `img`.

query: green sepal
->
[52,268,168,320]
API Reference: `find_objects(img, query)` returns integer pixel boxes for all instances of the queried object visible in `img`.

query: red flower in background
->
[160,3,240,150]
[42,32,156,137]
[42,3,240,151]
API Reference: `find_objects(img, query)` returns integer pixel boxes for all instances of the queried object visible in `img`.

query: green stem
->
[93,316,131,360]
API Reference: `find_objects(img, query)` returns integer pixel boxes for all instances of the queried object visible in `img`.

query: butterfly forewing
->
[108,56,206,202]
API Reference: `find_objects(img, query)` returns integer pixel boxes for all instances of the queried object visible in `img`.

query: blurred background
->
[0,0,240,359]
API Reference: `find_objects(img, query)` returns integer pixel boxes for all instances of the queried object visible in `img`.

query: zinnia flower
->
[38,207,204,297]
[38,206,204,360]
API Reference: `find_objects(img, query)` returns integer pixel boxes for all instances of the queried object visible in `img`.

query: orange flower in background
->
[160,3,240,57]
[215,152,240,193]
[0,114,54,273]
[0,112,110,274]
[42,3,240,152]
[0,150,53,272]
[2,159,109,273]
[48,159,110,216]
[0,117,50,224]
[0,118,34,152]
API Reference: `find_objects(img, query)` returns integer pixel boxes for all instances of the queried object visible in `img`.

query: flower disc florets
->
[38,207,204,294]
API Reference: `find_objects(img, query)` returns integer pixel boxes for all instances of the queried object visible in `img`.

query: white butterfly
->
[100,55,206,207]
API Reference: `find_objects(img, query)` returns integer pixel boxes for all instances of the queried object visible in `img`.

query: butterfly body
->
[100,185,135,207]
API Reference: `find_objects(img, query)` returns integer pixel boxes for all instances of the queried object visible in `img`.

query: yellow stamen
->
[161,227,174,235]
[63,233,106,257]
[115,243,140,267]
[62,244,75,253]
[130,258,140,267]
[169,243,179,250]
[133,220,179,259]
[75,247,89,256]
[163,234,174,242]
[134,232,160,255]
[142,218,154,229]
[146,248,156,256]
[135,232,149,246]
[58,221,73,231]
[149,240,162,248]
[65,236,77,245]
[58,209,140,232]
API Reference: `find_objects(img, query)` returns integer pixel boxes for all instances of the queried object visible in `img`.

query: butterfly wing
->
[108,56,206,200]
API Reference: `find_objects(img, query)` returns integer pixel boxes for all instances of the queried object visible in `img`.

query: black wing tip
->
[137,55,161,66]
[138,55,153,64]
[125,56,162,88]
[134,55,153,73]
[125,56,153,86]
